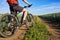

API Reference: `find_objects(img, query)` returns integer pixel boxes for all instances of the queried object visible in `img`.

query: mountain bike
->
[0,6,34,38]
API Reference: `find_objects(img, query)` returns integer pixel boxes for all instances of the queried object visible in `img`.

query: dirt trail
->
[0,16,60,40]
[39,17,60,40]
[0,25,28,40]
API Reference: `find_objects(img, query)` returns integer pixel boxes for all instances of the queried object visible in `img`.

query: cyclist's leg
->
[9,4,14,21]
[14,5,28,23]
[22,8,28,21]
[21,8,28,24]
[9,4,17,16]
[9,4,18,24]
[20,8,27,24]
[10,9,17,16]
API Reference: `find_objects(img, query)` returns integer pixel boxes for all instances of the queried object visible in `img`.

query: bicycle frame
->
[0,5,34,38]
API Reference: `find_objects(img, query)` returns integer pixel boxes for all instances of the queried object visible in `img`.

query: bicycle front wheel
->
[26,14,35,29]
[0,14,18,38]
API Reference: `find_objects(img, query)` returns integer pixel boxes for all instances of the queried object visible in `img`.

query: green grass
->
[0,14,51,40]
[24,16,51,40]
[0,14,3,19]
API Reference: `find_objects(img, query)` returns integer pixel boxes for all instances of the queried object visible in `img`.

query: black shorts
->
[9,4,24,13]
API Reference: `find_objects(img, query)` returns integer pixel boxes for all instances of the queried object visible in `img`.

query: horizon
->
[0,0,60,15]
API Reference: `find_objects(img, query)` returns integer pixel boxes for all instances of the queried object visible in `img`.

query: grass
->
[0,14,52,40]
[24,16,51,40]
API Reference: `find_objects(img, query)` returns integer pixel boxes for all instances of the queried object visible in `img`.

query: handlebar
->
[24,4,32,8]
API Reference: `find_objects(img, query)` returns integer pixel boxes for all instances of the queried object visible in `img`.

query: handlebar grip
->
[28,4,32,7]
[24,4,32,8]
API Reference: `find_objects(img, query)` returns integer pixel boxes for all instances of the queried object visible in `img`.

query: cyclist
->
[7,0,32,24]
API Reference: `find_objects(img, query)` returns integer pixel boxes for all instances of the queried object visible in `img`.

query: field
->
[0,12,60,40]
[39,12,60,28]
[39,12,60,40]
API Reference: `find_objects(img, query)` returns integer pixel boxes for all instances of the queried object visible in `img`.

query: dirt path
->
[0,16,60,40]
[0,25,28,40]
[39,17,60,40]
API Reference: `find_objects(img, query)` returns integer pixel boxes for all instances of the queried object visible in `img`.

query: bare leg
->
[22,8,28,21]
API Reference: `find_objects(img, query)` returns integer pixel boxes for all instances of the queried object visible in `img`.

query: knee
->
[23,8,27,12]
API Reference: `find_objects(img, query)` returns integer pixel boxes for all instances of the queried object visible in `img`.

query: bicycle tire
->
[0,14,19,38]
[26,14,35,29]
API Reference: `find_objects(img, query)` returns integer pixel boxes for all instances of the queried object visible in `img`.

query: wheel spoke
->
[0,15,18,37]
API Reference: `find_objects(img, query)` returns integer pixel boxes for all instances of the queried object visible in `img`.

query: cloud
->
[0,1,60,15]
[29,3,60,15]
[0,0,9,13]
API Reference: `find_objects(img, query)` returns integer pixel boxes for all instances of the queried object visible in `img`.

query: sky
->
[0,0,60,15]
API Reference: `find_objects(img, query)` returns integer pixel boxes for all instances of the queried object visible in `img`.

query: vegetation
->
[0,14,52,40]
[24,16,51,40]
[39,12,60,21]
[39,12,60,28]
